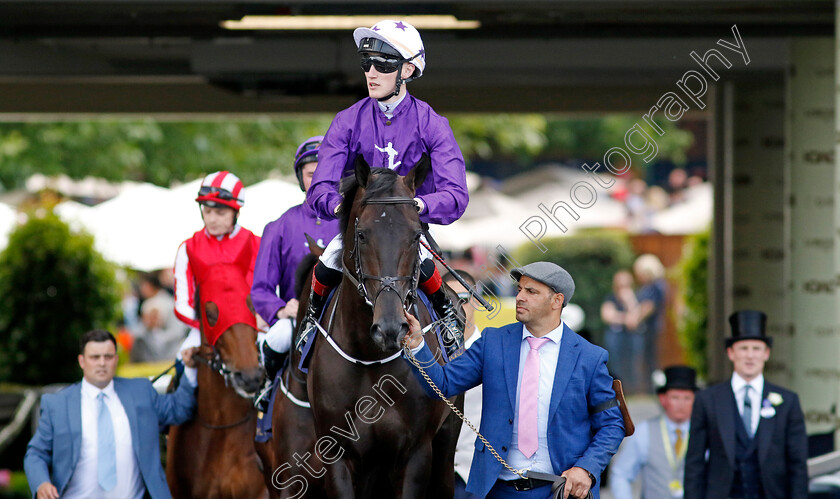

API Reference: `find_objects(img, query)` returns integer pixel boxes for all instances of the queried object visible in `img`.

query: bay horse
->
[256,248,327,499]
[306,155,462,498]
[166,263,268,499]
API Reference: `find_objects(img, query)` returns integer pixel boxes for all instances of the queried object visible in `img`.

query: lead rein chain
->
[401,336,528,479]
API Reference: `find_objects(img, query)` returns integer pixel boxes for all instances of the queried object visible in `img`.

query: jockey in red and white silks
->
[173,171,260,361]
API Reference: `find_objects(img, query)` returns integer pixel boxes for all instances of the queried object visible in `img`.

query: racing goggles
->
[197,185,238,202]
[360,54,403,74]
[296,140,321,162]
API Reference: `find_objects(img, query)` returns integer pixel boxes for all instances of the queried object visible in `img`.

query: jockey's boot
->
[296,288,329,353]
[254,341,287,413]
[429,288,464,358]
[296,263,340,353]
[418,259,464,358]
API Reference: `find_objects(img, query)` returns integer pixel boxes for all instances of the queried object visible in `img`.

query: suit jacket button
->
[508,418,513,424]
[502,446,507,452]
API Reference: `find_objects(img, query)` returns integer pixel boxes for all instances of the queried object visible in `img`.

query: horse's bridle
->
[346,196,422,309]
[194,344,237,385]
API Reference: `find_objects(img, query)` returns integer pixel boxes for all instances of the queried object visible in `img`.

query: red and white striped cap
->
[195,171,245,210]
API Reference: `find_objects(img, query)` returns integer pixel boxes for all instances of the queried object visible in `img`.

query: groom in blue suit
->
[24,329,198,499]
[404,261,625,499]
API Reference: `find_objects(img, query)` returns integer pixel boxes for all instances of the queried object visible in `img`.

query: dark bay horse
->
[167,263,268,499]
[256,248,327,499]
[307,156,461,498]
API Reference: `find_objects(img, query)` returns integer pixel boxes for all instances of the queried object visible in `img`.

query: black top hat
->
[726,309,772,348]
[656,365,698,394]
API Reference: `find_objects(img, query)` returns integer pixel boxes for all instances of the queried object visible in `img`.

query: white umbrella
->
[236,179,305,236]
[0,202,16,250]
[651,183,712,235]
[55,178,308,271]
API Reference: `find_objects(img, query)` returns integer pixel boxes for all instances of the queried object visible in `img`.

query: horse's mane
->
[338,168,404,234]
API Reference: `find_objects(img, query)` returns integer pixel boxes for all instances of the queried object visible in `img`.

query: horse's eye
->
[414,232,422,242]
[357,231,367,243]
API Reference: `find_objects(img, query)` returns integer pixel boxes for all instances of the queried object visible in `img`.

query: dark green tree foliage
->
[513,230,635,342]
[676,229,709,378]
[0,118,334,190]
[0,115,694,191]
[0,212,119,384]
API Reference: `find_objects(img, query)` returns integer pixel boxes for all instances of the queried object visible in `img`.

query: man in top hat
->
[403,261,624,499]
[684,310,808,499]
[610,365,698,499]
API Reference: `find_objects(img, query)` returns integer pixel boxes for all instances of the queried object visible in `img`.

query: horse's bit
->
[348,196,422,310]
[194,345,236,386]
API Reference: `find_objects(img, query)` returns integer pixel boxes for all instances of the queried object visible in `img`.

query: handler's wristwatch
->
[587,471,596,485]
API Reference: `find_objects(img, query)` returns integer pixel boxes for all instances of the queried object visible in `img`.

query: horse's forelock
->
[339,168,408,234]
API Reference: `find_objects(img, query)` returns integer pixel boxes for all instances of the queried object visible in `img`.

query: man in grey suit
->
[684,310,808,499]
[25,329,198,499]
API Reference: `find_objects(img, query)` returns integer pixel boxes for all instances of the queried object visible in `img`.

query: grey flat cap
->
[510,261,575,305]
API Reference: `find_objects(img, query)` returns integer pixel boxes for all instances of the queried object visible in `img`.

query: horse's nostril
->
[371,324,385,344]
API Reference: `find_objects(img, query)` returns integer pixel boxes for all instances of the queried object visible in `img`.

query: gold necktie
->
[674,428,684,456]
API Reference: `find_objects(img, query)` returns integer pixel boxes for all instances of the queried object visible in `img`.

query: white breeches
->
[263,318,294,354]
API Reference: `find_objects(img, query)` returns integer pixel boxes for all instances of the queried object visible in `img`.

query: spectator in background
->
[666,168,689,205]
[131,272,185,362]
[610,365,698,499]
[445,270,483,499]
[630,254,667,393]
[625,178,650,232]
[685,311,808,499]
[601,269,643,393]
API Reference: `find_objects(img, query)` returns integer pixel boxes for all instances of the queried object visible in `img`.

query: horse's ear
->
[354,154,371,187]
[403,153,430,193]
[305,233,325,257]
[205,301,219,327]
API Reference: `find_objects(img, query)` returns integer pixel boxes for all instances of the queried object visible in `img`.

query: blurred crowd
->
[118,269,187,363]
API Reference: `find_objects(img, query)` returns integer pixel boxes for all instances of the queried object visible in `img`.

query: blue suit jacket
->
[24,377,196,499]
[407,322,624,499]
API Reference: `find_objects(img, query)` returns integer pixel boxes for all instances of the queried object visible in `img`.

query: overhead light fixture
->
[221,15,480,31]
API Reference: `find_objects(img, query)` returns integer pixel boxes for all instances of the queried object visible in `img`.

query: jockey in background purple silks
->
[302,19,470,358]
[250,137,340,411]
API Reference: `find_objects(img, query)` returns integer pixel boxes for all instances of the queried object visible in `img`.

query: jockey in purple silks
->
[250,137,340,411]
[302,19,470,358]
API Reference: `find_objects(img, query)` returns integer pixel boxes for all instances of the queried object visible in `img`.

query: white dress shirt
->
[731,372,764,435]
[454,326,483,482]
[500,321,565,480]
[62,379,144,499]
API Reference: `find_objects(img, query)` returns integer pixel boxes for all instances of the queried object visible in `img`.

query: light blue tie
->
[742,385,753,436]
[97,392,117,491]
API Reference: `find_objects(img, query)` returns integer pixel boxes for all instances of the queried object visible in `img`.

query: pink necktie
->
[518,336,550,458]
